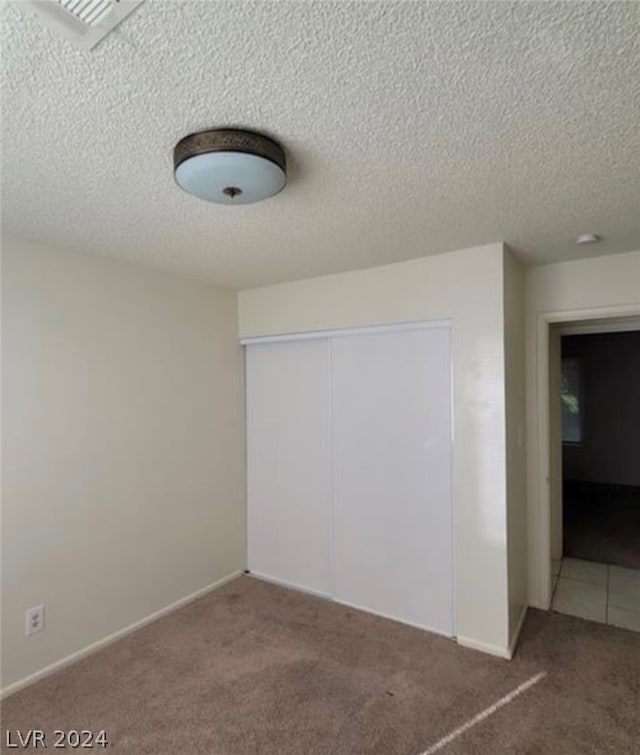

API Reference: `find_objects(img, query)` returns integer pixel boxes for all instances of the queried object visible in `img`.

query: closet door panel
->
[246,339,331,595]
[331,327,453,634]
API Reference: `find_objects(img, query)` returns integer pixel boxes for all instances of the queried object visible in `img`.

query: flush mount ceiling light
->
[173,129,286,205]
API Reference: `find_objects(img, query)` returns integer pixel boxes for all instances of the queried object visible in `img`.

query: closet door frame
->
[242,319,451,346]
[242,318,455,637]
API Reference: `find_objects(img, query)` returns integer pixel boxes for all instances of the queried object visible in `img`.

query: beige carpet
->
[2,577,639,754]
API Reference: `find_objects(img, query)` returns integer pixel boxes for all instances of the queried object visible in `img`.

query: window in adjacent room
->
[561,357,582,443]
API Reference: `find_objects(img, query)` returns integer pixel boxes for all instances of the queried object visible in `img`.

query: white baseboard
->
[457,635,511,660]
[333,597,453,639]
[508,605,528,659]
[1,570,243,700]
[245,570,331,600]
[458,607,528,661]
[247,571,454,640]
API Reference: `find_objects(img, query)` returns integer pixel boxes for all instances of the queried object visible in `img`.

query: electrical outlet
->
[25,605,45,636]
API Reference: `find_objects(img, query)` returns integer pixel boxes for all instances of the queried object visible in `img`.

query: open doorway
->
[549,320,640,632]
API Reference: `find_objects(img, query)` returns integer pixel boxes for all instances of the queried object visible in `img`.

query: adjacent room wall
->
[1,236,246,693]
[240,243,514,657]
[562,331,640,487]
[503,249,527,648]
[525,250,640,608]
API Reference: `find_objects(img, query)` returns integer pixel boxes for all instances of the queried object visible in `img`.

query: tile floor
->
[551,557,640,633]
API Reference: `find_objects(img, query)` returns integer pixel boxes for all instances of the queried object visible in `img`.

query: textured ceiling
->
[1,1,639,289]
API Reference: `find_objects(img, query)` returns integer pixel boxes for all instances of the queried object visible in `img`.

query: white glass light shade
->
[174,151,286,205]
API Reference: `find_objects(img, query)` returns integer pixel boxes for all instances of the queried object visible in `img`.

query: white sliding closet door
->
[246,339,332,595]
[331,326,453,635]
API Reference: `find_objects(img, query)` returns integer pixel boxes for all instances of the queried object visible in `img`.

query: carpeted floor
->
[563,480,640,569]
[2,577,639,754]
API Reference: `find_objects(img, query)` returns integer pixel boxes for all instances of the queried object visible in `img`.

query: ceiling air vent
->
[19,0,144,50]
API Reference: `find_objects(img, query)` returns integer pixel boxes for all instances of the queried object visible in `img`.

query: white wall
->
[1,236,246,693]
[240,243,514,656]
[503,249,527,645]
[525,250,640,607]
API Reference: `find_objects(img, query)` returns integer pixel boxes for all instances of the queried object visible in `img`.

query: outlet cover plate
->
[25,604,45,636]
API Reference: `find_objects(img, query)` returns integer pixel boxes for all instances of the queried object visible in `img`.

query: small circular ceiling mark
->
[575,233,600,245]
[173,129,286,205]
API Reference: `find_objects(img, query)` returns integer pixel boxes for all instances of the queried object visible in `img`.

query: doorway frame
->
[536,304,640,610]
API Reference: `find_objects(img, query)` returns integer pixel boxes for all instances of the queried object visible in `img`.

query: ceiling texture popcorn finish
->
[1,1,639,288]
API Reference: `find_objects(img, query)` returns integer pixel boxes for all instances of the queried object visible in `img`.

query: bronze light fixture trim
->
[173,129,287,205]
